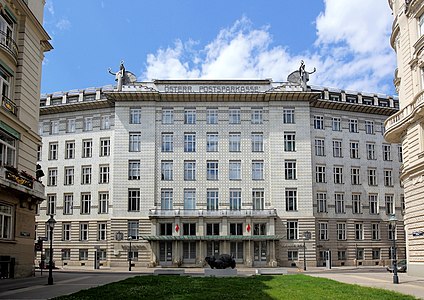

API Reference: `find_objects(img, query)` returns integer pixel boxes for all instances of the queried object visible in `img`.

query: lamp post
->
[303,231,311,271]
[128,236,133,271]
[388,214,399,284]
[45,215,56,285]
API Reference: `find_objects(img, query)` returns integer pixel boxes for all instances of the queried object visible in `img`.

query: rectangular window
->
[229,160,241,180]
[184,133,196,152]
[207,108,218,124]
[335,193,345,214]
[252,189,264,210]
[384,169,393,186]
[62,223,71,241]
[229,223,243,235]
[253,223,266,235]
[385,194,394,215]
[128,160,141,180]
[284,132,296,151]
[184,189,196,209]
[285,160,297,180]
[366,143,376,160]
[365,121,374,134]
[79,249,88,260]
[372,249,380,260]
[82,139,92,158]
[64,167,74,185]
[314,116,324,129]
[251,108,263,124]
[162,109,174,124]
[98,222,107,240]
[349,119,358,133]
[369,194,379,214]
[128,221,139,239]
[47,168,57,186]
[352,194,362,214]
[65,141,75,159]
[338,250,346,261]
[184,161,196,181]
[161,161,173,181]
[81,166,92,185]
[398,145,403,162]
[37,145,42,161]
[229,189,241,210]
[351,167,360,185]
[372,223,380,240]
[101,115,110,130]
[288,250,298,261]
[252,160,264,180]
[315,139,325,156]
[129,132,141,152]
[287,220,298,240]
[183,223,196,235]
[99,165,110,184]
[130,108,142,124]
[317,192,327,213]
[63,194,73,215]
[207,161,219,180]
[98,192,109,214]
[206,223,220,235]
[161,133,173,152]
[350,141,359,158]
[333,166,343,184]
[128,189,140,212]
[332,117,341,131]
[368,168,377,186]
[316,165,326,183]
[161,189,173,210]
[49,142,58,160]
[207,189,219,210]
[285,189,297,211]
[100,138,110,157]
[383,144,392,161]
[184,108,196,124]
[206,133,218,152]
[67,119,76,133]
[47,194,56,215]
[79,222,89,241]
[319,222,328,240]
[229,133,241,152]
[81,193,91,214]
[229,108,241,124]
[332,140,342,157]
[283,108,295,124]
[355,223,363,240]
[251,133,264,152]
[84,117,92,131]
[50,120,59,135]
[160,223,172,236]
[337,223,346,240]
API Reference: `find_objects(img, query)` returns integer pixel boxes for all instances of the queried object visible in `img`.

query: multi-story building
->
[385,0,424,277]
[0,0,51,278]
[36,69,404,270]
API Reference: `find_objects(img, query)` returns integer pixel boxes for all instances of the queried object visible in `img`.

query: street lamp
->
[45,215,56,285]
[128,236,133,271]
[303,231,311,271]
[388,214,399,284]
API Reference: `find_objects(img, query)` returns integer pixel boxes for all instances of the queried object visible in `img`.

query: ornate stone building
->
[35,66,405,270]
[385,0,424,277]
[0,0,51,278]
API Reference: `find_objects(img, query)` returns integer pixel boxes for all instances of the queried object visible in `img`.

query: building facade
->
[36,75,405,270]
[0,0,51,278]
[385,0,424,277]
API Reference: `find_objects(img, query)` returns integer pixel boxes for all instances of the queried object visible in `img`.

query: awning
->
[139,235,283,241]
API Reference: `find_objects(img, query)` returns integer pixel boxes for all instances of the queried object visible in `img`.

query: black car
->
[386,259,407,273]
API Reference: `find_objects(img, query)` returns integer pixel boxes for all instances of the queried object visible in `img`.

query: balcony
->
[1,94,17,116]
[149,208,277,218]
[0,30,18,61]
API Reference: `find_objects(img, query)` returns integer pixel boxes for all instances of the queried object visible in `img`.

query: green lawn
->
[54,274,417,300]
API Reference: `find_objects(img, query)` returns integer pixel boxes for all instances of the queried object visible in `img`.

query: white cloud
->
[45,0,54,15]
[142,0,396,94]
[56,18,71,30]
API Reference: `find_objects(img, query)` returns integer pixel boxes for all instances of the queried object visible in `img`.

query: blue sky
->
[42,0,395,95]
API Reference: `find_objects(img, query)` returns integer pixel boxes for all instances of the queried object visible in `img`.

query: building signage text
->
[163,85,261,93]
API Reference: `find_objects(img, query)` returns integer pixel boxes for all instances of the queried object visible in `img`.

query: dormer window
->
[329,94,341,101]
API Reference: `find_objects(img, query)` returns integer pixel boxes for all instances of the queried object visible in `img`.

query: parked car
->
[386,259,407,273]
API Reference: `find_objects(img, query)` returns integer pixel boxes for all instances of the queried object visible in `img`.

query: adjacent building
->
[36,71,405,269]
[385,0,424,277]
[0,0,51,278]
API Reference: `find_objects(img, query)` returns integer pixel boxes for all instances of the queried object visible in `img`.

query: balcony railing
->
[149,208,277,218]
[0,30,18,60]
[1,94,17,116]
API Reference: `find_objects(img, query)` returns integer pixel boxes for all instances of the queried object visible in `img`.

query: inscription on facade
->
[163,85,261,93]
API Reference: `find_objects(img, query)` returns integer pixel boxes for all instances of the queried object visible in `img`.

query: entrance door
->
[159,242,172,265]
[253,241,267,266]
